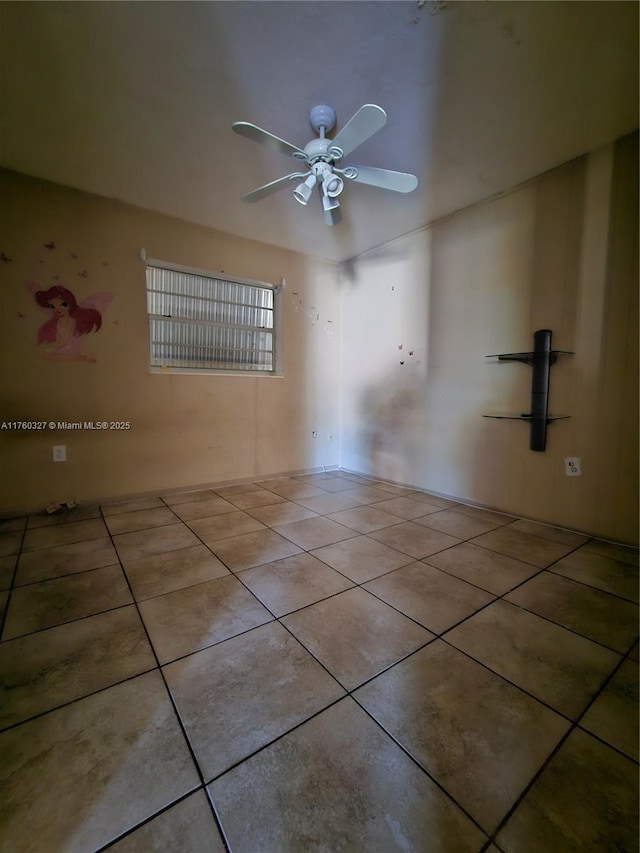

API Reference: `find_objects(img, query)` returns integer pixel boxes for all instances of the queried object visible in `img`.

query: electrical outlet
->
[328,432,335,441]
[564,457,582,477]
[53,445,67,463]
[312,431,318,438]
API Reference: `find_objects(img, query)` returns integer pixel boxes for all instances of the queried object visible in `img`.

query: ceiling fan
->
[232,104,418,226]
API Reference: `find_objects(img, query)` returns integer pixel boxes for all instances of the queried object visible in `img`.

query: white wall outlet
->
[564,457,582,477]
[312,431,318,438]
[328,432,335,441]
[53,445,66,462]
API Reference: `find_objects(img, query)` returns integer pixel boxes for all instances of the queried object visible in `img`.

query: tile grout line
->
[484,646,640,847]
[4,480,637,848]
[99,503,233,853]
[0,519,29,641]
[93,787,213,853]
[349,693,491,845]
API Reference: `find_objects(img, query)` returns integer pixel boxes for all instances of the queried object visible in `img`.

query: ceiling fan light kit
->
[233,104,418,225]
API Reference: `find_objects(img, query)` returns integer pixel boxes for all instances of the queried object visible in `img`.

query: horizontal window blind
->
[146,266,275,372]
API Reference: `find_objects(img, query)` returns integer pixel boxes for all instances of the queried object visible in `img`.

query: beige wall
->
[0,170,342,513]
[2,134,637,543]
[340,134,638,544]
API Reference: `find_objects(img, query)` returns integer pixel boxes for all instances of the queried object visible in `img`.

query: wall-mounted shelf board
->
[483,329,573,451]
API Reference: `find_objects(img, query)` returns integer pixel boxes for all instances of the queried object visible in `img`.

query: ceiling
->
[0,1,637,263]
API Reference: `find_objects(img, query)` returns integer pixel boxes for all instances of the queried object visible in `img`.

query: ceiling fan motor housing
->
[309,105,336,135]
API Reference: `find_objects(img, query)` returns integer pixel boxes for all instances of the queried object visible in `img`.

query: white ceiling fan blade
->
[241,172,308,203]
[233,122,306,159]
[345,165,418,193]
[330,105,387,158]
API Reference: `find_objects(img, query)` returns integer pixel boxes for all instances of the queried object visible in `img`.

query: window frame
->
[145,256,282,377]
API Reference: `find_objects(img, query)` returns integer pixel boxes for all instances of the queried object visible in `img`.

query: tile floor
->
[0,471,638,852]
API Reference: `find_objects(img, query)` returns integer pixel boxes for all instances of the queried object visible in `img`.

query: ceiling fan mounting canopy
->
[232,103,418,226]
[308,104,337,135]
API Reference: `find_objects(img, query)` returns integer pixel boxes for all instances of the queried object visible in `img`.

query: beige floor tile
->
[506,572,639,653]
[300,476,355,493]
[0,671,199,853]
[365,562,494,634]
[294,472,342,485]
[580,659,639,760]
[209,697,486,853]
[325,504,403,534]
[0,517,26,534]
[582,540,639,566]
[209,529,302,571]
[15,537,118,585]
[355,641,568,834]
[274,516,357,550]
[264,481,328,500]
[447,600,620,719]
[255,476,298,490]
[162,489,216,505]
[225,489,286,510]
[105,506,178,536]
[0,531,24,557]
[114,523,200,564]
[0,606,155,730]
[187,510,265,543]
[246,500,318,526]
[22,519,108,553]
[125,545,229,601]
[334,473,376,485]
[281,587,433,690]
[373,496,442,519]
[165,622,345,780]
[508,519,589,547]
[139,575,273,664]
[0,554,16,590]
[171,495,238,521]
[368,521,461,559]
[311,535,414,583]
[238,552,354,616]
[471,527,576,567]
[408,492,461,509]
[337,485,391,504]
[416,509,504,539]
[212,482,263,496]
[426,542,539,595]
[108,791,225,852]
[293,491,363,514]
[27,506,102,527]
[550,547,639,603]
[369,481,417,496]
[2,564,131,640]
[496,729,639,853]
[454,505,516,525]
[102,496,165,516]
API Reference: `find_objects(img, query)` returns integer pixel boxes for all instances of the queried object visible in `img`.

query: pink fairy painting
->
[30,283,113,362]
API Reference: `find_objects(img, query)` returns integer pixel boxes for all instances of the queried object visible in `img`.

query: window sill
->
[149,366,283,378]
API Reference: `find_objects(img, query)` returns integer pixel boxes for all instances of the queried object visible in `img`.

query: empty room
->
[0,2,638,851]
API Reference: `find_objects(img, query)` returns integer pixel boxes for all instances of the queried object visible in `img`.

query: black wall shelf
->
[483,329,573,452]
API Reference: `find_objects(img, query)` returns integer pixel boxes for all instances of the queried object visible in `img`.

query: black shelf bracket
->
[484,329,573,452]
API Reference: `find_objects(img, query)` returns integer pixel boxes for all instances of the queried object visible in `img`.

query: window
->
[146,261,277,373]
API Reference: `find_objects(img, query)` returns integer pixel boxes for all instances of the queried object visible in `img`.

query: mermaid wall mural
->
[8,239,117,363]
[32,284,112,362]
